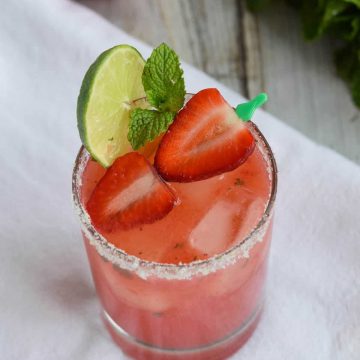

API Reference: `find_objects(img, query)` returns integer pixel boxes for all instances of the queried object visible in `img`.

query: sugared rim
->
[72,111,277,280]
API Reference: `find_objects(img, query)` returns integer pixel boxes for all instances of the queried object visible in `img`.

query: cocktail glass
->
[72,97,277,360]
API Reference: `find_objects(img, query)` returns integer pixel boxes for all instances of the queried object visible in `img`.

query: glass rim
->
[72,104,278,280]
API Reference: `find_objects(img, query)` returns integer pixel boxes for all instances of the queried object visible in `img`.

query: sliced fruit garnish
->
[86,152,178,232]
[77,45,145,168]
[154,88,255,182]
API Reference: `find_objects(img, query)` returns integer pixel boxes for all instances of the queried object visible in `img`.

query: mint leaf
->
[128,108,174,150]
[335,43,360,107]
[142,43,185,113]
[335,44,357,82]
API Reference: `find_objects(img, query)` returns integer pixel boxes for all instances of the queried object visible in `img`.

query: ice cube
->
[188,201,238,256]
[235,197,265,243]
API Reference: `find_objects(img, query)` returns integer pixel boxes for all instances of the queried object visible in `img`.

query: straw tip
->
[235,92,268,121]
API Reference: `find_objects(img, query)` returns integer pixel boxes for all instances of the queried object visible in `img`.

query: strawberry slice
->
[154,88,255,182]
[86,152,177,232]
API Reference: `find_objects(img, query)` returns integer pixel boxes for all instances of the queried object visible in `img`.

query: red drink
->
[73,122,277,360]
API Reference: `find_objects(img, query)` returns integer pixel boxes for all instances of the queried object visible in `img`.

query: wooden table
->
[77,0,360,165]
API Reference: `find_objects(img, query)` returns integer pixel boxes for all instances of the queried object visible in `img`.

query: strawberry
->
[154,88,255,182]
[86,152,177,232]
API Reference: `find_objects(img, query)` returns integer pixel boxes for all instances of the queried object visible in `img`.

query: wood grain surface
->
[77,0,360,164]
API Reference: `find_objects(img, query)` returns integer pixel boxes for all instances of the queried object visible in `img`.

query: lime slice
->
[77,45,145,167]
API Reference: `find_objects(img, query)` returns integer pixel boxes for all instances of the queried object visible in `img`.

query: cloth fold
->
[0,1,359,359]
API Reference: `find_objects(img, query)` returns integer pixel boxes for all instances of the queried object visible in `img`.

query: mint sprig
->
[143,43,186,112]
[128,109,174,150]
[128,43,185,150]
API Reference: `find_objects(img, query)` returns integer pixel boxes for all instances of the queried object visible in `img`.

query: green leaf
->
[302,0,350,40]
[335,44,360,107]
[329,15,360,41]
[344,0,360,8]
[351,68,360,107]
[246,0,271,11]
[142,43,185,113]
[128,108,174,150]
[335,44,357,82]
[301,0,324,40]
[349,16,360,40]
[248,0,360,108]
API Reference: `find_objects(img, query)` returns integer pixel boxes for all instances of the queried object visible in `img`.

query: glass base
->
[102,301,263,360]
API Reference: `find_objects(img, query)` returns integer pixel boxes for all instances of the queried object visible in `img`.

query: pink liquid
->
[79,135,274,359]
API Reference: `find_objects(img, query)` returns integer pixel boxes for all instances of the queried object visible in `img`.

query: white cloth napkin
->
[1,1,359,359]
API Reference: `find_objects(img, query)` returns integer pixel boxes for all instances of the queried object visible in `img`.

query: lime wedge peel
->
[77,45,146,167]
